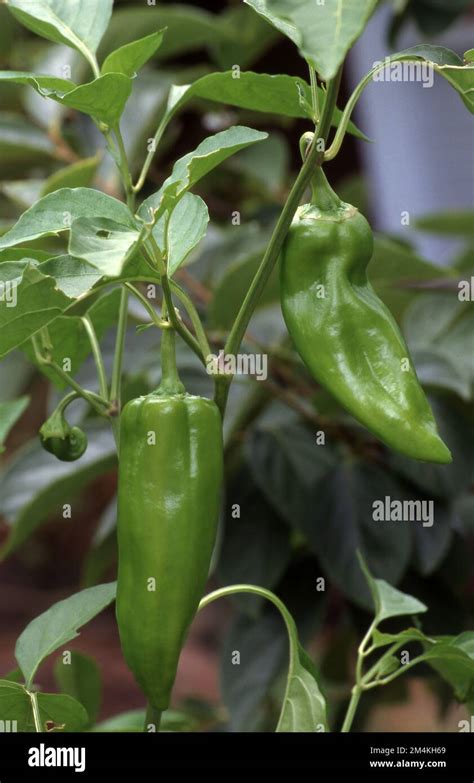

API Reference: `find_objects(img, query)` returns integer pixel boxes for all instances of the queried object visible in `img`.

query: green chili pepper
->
[280,154,451,464]
[116,326,223,710]
[39,397,87,462]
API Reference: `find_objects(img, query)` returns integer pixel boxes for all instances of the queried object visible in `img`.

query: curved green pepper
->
[116,328,223,710]
[39,399,87,462]
[280,162,451,464]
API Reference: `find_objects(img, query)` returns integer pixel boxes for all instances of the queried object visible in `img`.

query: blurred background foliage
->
[0,0,473,732]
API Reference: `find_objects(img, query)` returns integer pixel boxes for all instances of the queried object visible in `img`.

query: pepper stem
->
[299,132,342,211]
[157,317,186,396]
[310,165,342,211]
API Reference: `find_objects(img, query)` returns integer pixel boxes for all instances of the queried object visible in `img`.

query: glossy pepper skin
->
[40,427,87,461]
[116,390,223,711]
[280,166,451,464]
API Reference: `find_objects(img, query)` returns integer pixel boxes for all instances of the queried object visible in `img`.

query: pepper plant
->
[0,0,473,733]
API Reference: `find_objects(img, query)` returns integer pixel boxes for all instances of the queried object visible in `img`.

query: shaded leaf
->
[15,582,116,687]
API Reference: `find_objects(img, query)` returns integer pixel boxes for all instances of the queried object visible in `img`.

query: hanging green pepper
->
[39,396,88,462]
[280,142,451,464]
[116,325,223,711]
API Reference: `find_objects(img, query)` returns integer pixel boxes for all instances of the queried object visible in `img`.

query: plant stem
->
[324,60,392,161]
[144,704,162,732]
[133,116,167,193]
[161,273,205,364]
[81,316,109,399]
[219,67,342,416]
[157,317,185,395]
[341,686,362,733]
[114,126,135,210]
[30,692,43,733]
[124,282,165,328]
[31,336,108,416]
[170,279,212,360]
[110,287,129,409]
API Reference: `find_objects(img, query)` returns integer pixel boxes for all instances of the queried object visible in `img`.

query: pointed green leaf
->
[0,263,71,358]
[153,193,208,276]
[0,681,89,731]
[276,644,328,732]
[0,188,135,250]
[163,71,366,138]
[15,582,116,687]
[139,126,267,220]
[245,0,378,81]
[358,552,427,622]
[6,0,113,66]
[102,30,164,77]
[57,73,133,126]
[69,217,139,276]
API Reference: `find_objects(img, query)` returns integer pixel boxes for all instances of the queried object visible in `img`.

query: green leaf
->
[69,217,140,276]
[98,5,221,64]
[41,155,100,196]
[54,650,101,725]
[276,644,328,732]
[22,288,121,387]
[371,626,434,650]
[138,126,268,220]
[0,396,29,453]
[358,553,427,623]
[421,634,474,703]
[0,427,116,557]
[36,692,90,732]
[246,417,336,531]
[163,71,365,138]
[39,254,103,298]
[0,187,135,250]
[6,0,113,66]
[390,46,474,113]
[57,73,133,127]
[209,251,262,329]
[0,70,132,127]
[102,30,164,77]
[415,210,474,238]
[15,582,116,687]
[244,0,378,81]
[296,463,413,608]
[0,680,89,731]
[157,193,209,276]
[0,69,74,94]
[0,263,71,359]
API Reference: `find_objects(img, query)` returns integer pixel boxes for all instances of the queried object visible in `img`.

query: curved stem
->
[324,60,391,161]
[31,335,108,416]
[219,67,342,416]
[110,287,128,408]
[199,585,294,640]
[81,316,109,399]
[124,282,164,328]
[170,279,211,359]
[161,274,205,364]
[133,116,167,193]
